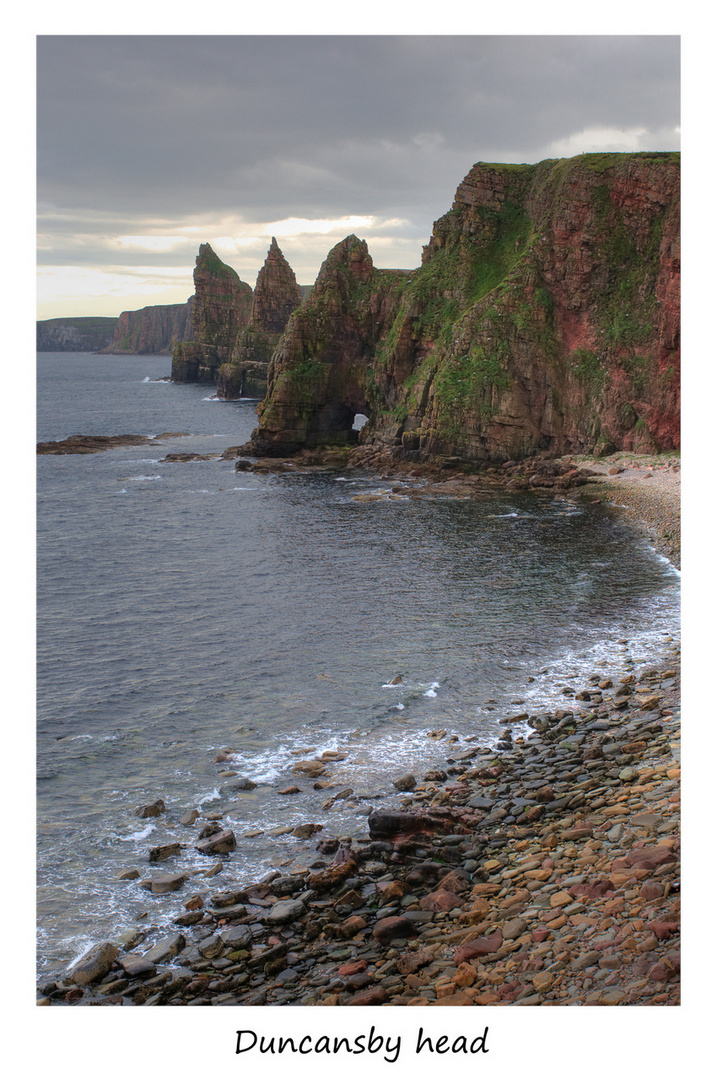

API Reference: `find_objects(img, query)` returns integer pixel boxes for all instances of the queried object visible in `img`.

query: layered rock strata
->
[102,300,194,355]
[217,237,303,399]
[245,152,680,462]
[171,244,253,383]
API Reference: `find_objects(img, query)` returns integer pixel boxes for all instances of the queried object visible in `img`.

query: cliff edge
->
[246,152,679,462]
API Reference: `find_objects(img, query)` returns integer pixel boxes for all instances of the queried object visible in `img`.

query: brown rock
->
[68,942,119,986]
[396,948,434,975]
[648,921,679,940]
[454,929,503,964]
[341,916,368,937]
[135,799,166,818]
[452,962,478,987]
[346,986,388,1005]
[148,842,181,863]
[140,873,187,894]
[419,889,465,913]
[372,916,417,944]
[337,959,368,977]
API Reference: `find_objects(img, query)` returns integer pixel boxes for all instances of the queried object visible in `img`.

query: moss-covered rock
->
[171,244,252,383]
[245,153,681,461]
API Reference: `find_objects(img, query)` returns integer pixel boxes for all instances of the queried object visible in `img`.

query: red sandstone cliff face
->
[216,238,303,398]
[251,237,303,334]
[103,299,194,355]
[250,237,407,453]
[172,244,253,382]
[249,152,679,461]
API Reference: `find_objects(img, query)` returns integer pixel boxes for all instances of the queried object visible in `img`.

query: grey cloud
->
[36,35,680,307]
[37,35,679,220]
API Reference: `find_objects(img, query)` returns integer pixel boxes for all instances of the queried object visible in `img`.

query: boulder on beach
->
[68,942,119,986]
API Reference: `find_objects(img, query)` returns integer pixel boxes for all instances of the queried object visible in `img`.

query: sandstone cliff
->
[102,299,194,355]
[216,237,303,398]
[171,244,253,383]
[247,152,680,461]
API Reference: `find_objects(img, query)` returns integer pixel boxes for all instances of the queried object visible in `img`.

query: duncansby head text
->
[235,1026,490,1063]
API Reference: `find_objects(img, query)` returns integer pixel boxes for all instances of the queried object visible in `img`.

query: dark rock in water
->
[37,434,158,455]
[198,822,222,839]
[230,778,257,792]
[160,452,216,462]
[117,867,140,880]
[291,822,323,839]
[195,829,236,856]
[173,909,204,927]
[148,842,181,863]
[134,799,166,819]
[393,773,417,791]
[140,873,187,894]
[68,942,119,986]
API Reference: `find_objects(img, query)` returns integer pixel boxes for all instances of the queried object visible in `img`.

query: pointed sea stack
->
[245,152,680,461]
[216,238,303,399]
[171,243,253,383]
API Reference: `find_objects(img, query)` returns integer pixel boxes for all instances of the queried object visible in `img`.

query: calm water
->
[36,352,680,981]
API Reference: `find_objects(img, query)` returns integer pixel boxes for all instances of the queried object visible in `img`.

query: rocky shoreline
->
[37,454,680,1008]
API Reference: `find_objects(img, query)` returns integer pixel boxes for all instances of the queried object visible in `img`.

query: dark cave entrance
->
[315,401,371,445]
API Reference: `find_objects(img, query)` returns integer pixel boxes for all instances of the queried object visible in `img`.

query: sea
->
[35,352,680,983]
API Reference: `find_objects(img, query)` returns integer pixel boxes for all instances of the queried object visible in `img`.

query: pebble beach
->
[37,454,681,1008]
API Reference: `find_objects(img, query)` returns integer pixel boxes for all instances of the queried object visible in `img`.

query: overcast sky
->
[36,34,680,319]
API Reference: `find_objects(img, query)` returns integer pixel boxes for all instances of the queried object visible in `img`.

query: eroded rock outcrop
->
[245,152,680,462]
[171,244,253,383]
[247,236,408,455]
[216,237,303,399]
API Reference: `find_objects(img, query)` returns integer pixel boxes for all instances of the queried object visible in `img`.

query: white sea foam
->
[225,747,291,784]
[423,681,440,697]
[195,787,221,806]
[119,822,156,842]
[127,475,162,481]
